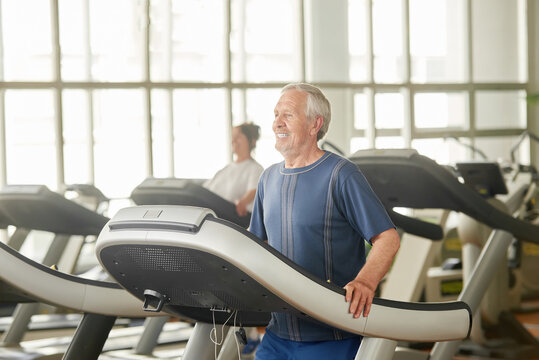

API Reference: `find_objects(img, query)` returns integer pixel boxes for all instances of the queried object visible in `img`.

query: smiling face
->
[273,89,320,161]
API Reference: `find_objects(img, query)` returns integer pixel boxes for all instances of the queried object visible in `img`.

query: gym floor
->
[454,298,539,360]
[4,300,539,359]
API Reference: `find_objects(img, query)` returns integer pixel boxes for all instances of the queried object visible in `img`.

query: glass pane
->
[59,0,88,81]
[375,93,403,129]
[231,0,300,82]
[232,88,282,168]
[348,0,370,82]
[372,0,404,83]
[89,0,145,81]
[475,90,526,130]
[1,0,53,81]
[414,92,467,129]
[409,0,467,83]
[151,0,226,82]
[472,0,527,82]
[475,136,529,165]
[350,137,370,154]
[93,90,147,198]
[151,89,173,178]
[412,137,472,165]
[354,92,370,130]
[375,136,404,149]
[5,90,57,188]
[173,89,228,179]
[63,90,92,185]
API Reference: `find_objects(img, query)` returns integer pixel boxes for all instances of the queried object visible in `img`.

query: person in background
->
[249,83,400,359]
[203,122,264,217]
[204,122,266,354]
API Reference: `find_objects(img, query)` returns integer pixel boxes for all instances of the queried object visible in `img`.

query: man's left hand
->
[343,278,375,318]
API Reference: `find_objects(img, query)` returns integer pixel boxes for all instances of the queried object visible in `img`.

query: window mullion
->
[143,0,153,177]
[51,0,64,189]
[402,0,412,147]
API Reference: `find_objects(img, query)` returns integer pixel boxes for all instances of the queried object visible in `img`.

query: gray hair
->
[281,83,331,141]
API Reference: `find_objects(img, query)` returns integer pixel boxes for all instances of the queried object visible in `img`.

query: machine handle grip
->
[388,209,444,240]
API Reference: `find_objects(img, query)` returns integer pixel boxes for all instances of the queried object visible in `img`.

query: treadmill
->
[96,205,472,360]
[131,177,251,228]
[347,149,539,359]
[95,149,538,360]
[0,185,110,349]
[0,185,168,360]
[128,176,255,355]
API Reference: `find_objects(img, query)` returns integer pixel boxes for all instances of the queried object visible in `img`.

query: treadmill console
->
[456,162,508,197]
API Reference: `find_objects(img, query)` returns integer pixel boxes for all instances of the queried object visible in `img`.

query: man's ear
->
[310,115,324,136]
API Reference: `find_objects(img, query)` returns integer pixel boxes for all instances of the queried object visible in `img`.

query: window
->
[412,137,472,165]
[475,90,527,130]
[231,0,301,83]
[348,0,370,83]
[151,89,173,178]
[372,0,404,83]
[172,89,228,179]
[409,0,467,83]
[92,89,147,198]
[63,90,92,185]
[414,92,467,129]
[375,92,404,129]
[150,0,227,82]
[2,0,54,81]
[475,136,530,164]
[0,0,532,199]
[89,0,146,82]
[5,90,57,188]
[471,0,527,83]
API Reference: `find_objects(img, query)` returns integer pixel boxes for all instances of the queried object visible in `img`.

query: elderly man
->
[249,83,400,359]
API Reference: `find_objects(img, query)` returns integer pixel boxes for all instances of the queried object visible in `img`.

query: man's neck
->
[283,147,325,168]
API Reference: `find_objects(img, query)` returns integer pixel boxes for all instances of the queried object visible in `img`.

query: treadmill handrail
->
[387,209,444,240]
[349,150,539,244]
[96,205,472,342]
[0,241,155,318]
[0,185,109,236]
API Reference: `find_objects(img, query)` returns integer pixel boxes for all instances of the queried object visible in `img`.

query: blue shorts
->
[254,329,361,360]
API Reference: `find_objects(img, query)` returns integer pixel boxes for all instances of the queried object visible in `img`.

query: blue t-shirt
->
[249,151,394,342]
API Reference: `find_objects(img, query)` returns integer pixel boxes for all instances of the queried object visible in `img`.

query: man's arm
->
[344,228,400,318]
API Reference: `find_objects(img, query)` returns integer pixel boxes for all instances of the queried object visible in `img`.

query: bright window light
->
[1,0,53,81]
[375,93,404,129]
[414,92,467,129]
[409,0,467,83]
[5,90,57,188]
[372,0,404,83]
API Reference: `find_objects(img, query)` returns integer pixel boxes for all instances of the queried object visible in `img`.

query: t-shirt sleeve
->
[202,166,226,192]
[337,168,395,244]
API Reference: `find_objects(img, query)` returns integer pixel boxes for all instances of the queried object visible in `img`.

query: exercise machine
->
[0,185,109,351]
[0,237,165,360]
[122,176,256,357]
[95,205,472,360]
[0,185,190,359]
[131,177,251,228]
[347,149,539,359]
